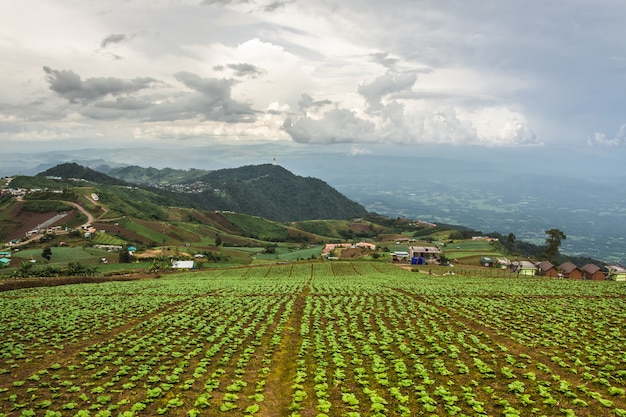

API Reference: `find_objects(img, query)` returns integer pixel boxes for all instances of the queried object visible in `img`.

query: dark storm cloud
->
[171,71,256,122]
[369,52,399,69]
[263,1,286,12]
[201,0,250,5]
[226,63,264,78]
[43,67,156,104]
[298,93,331,110]
[357,72,417,111]
[100,33,128,48]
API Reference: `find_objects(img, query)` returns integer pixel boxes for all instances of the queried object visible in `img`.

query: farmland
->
[1,262,626,417]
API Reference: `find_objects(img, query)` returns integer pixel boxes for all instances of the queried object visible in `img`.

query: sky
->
[2,0,626,154]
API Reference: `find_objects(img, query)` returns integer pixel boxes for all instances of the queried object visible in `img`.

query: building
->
[606,265,626,281]
[172,260,195,269]
[511,260,537,276]
[392,251,410,262]
[480,256,495,267]
[537,261,559,278]
[408,245,441,259]
[559,262,582,279]
[581,263,605,281]
[496,257,511,269]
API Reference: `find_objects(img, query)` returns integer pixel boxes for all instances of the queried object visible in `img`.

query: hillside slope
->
[106,163,369,222]
[38,163,128,186]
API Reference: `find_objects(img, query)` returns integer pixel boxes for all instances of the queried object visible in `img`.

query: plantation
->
[1,262,626,416]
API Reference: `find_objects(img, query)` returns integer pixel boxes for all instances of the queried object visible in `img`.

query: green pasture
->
[255,245,322,261]
[122,219,172,245]
[91,233,125,246]
[12,246,109,265]
[446,240,495,250]
[221,213,291,240]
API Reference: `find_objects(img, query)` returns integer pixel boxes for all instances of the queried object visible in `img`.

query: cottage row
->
[510,260,626,281]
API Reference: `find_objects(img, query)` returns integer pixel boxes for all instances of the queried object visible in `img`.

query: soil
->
[92,221,152,245]
[7,207,76,241]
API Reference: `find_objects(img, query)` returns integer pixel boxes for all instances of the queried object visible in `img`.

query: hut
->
[480,256,495,267]
[606,265,626,281]
[559,262,582,279]
[512,260,537,276]
[537,261,559,278]
[581,263,605,281]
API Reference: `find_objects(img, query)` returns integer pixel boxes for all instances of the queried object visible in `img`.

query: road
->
[62,201,95,228]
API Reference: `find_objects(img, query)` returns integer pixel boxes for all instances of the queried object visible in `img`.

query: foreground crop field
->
[1,262,626,417]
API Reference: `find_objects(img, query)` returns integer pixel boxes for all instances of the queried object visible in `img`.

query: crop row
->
[1,262,625,416]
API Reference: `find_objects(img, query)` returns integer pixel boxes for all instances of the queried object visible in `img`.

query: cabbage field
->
[1,262,626,416]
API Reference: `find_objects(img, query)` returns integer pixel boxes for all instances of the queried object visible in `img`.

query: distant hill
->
[38,163,128,186]
[107,165,211,185]
[186,164,368,222]
[105,163,369,222]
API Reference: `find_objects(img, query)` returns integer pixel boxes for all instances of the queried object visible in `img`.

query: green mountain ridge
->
[1,163,605,271]
[106,163,369,222]
[38,162,129,186]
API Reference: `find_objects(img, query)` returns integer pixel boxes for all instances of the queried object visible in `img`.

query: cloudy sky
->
[2,0,626,153]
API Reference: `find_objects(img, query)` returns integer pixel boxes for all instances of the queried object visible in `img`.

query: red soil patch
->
[6,203,77,241]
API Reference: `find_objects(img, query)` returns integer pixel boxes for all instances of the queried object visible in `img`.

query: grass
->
[121,218,172,245]
[221,213,291,240]
[12,246,109,265]
[255,245,322,261]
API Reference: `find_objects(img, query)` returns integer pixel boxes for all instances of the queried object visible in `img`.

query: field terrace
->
[1,262,626,416]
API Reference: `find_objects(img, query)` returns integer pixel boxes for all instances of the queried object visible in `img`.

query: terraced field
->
[1,262,626,416]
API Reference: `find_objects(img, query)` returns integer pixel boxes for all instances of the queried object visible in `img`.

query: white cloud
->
[587,124,626,147]
[1,0,626,151]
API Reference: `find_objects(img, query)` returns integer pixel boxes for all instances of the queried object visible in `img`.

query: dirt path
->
[61,200,94,227]
[260,266,313,416]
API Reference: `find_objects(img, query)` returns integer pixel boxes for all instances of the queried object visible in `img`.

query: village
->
[386,242,626,281]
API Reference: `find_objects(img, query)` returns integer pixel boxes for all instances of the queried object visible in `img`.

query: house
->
[581,263,605,281]
[408,246,441,260]
[496,257,511,269]
[480,256,495,267]
[322,242,376,256]
[172,260,194,269]
[0,251,11,258]
[559,262,582,279]
[537,261,559,278]
[511,260,537,276]
[0,258,9,268]
[392,251,410,262]
[606,265,626,281]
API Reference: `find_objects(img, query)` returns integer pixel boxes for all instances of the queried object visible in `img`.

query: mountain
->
[0,162,606,269]
[38,163,128,186]
[33,163,369,222]
[107,165,211,185]
[104,163,369,222]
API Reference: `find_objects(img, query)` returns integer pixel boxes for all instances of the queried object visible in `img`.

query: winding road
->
[62,200,95,227]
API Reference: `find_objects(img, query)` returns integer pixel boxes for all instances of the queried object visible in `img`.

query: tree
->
[215,235,222,246]
[507,233,516,244]
[147,256,171,273]
[119,246,132,263]
[41,247,52,261]
[543,228,566,262]
[13,261,34,278]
